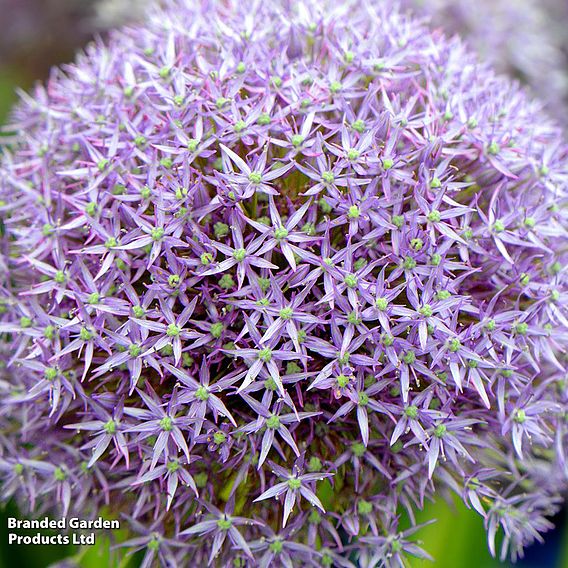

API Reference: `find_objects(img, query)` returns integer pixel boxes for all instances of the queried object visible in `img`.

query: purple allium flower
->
[1,0,568,566]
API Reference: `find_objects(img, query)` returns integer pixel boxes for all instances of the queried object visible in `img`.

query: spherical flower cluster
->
[91,0,568,116]
[1,0,568,566]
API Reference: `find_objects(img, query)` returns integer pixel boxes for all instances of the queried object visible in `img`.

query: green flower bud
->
[513,409,526,423]
[336,374,350,388]
[129,344,142,358]
[187,139,199,153]
[344,274,358,288]
[519,273,530,286]
[195,385,210,401]
[402,350,416,365]
[410,238,423,251]
[167,460,180,473]
[488,141,500,155]
[80,327,93,341]
[54,467,67,482]
[258,348,272,362]
[375,297,389,311]
[347,205,360,219]
[419,304,433,317]
[133,306,145,318]
[405,405,418,419]
[274,227,289,240]
[269,540,283,554]
[213,431,226,444]
[54,270,66,284]
[549,261,561,275]
[217,518,232,530]
[319,198,332,214]
[358,392,369,406]
[347,148,360,161]
[291,134,304,147]
[329,81,342,94]
[97,159,109,172]
[279,307,294,320]
[434,424,447,437]
[321,171,335,184]
[258,277,270,292]
[287,477,302,490]
[215,97,229,109]
[234,120,246,133]
[264,377,278,391]
[403,256,416,270]
[266,415,281,429]
[524,217,536,228]
[436,290,451,300]
[44,367,58,381]
[214,222,229,238]
[515,322,529,335]
[200,252,214,265]
[347,311,361,325]
[86,202,97,216]
[104,420,117,435]
[352,119,365,133]
[233,248,247,262]
[448,338,461,352]
[427,210,441,223]
[166,323,181,337]
[210,322,224,338]
[392,215,404,228]
[151,227,165,241]
[492,220,505,233]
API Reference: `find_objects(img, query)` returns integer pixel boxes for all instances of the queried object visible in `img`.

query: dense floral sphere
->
[94,0,568,114]
[1,0,567,566]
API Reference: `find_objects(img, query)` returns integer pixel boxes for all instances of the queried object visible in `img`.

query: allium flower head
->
[1,0,567,565]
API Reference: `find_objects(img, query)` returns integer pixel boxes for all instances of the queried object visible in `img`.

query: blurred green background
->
[0,1,567,567]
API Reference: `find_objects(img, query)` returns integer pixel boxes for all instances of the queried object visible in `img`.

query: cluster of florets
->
[93,0,568,115]
[1,0,567,566]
